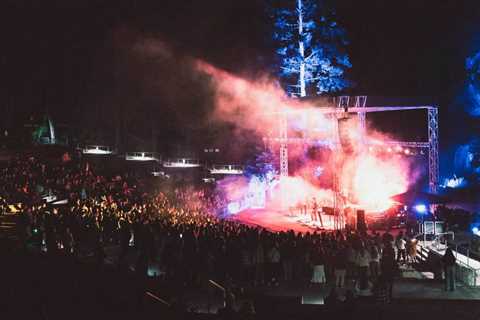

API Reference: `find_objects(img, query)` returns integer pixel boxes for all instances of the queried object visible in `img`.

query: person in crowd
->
[373,275,390,304]
[267,242,281,286]
[380,240,397,301]
[254,240,265,286]
[281,238,294,281]
[442,247,456,291]
[334,244,347,288]
[343,290,356,314]
[310,245,326,285]
[238,301,256,320]
[241,244,253,284]
[324,287,340,307]
[395,232,407,264]
[408,238,418,266]
[355,244,371,291]
[346,243,357,281]
[369,243,380,280]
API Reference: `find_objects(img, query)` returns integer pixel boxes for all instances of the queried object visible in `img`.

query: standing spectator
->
[343,290,356,314]
[369,244,380,280]
[346,244,357,280]
[324,288,340,307]
[442,248,456,291]
[267,242,281,286]
[395,232,407,264]
[408,238,418,265]
[334,245,347,288]
[254,241,265,286]
[310,246,326,285]
[380,241,397,301]
[373,275,389,304]
[241,246,253,284]
[355,245,371,290]
[281,240,294,281]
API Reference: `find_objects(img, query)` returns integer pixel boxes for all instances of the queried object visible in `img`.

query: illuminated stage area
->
[230,208,342,233]
[198,53,440,223]
[204,90,439,232]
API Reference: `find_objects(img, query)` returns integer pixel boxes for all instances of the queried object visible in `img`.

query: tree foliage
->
[272,0,352,96]
[466,51,480,116]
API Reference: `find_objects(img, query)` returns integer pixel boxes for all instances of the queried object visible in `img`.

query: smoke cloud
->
[194,60,414,213]
[126,31,415,213]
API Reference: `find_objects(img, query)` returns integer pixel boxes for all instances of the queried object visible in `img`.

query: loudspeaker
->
[322,206,335,215]
[344,208,355,229]
[357,210,367,233]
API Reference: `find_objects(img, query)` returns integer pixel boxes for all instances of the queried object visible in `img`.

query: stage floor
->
[229,208,341,233]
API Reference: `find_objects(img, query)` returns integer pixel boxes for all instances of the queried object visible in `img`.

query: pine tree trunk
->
[297,0,306,97]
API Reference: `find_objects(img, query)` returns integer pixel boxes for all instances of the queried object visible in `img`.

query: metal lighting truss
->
[264,98,439,193]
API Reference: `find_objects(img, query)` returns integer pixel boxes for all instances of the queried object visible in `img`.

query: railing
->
[431,232,455,251]
[207,279,226,313]
[163,158,201,168]
[209,164,244,175]
[454,244,471,267]
[416,234,480,287]
[125,152,160,162]
[82,145,114,155]
[146,291,171,307]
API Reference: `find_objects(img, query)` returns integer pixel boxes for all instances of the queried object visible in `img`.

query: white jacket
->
[355,251,371,267]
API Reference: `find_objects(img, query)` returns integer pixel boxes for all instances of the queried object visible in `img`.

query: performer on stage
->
[288,205,295,217]
[311,197,318,222]
[317,206,324,228]
[302,198,308,216]
[295,201,303,217]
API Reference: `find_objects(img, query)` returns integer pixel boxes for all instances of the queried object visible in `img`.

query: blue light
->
[414,204,427,214]
[472,227,480,235]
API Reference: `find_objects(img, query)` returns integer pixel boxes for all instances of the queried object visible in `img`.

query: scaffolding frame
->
[264,98,439,194]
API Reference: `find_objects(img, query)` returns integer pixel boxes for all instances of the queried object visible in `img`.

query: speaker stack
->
[356,209,367,234]
[337,117,354,154]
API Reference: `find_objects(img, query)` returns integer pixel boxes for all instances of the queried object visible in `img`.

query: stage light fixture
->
[414,204,427,213]
[472,227,480,236]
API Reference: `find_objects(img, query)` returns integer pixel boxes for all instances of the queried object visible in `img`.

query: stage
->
[229,208,341,233]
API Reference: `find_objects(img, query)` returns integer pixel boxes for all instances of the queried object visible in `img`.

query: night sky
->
[0,0,479,158]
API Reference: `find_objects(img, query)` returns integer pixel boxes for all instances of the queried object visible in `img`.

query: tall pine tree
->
[273,0,351,97]
[466,50,480,116]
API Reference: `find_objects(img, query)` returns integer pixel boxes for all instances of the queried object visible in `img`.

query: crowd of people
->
[0,152,456,315]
